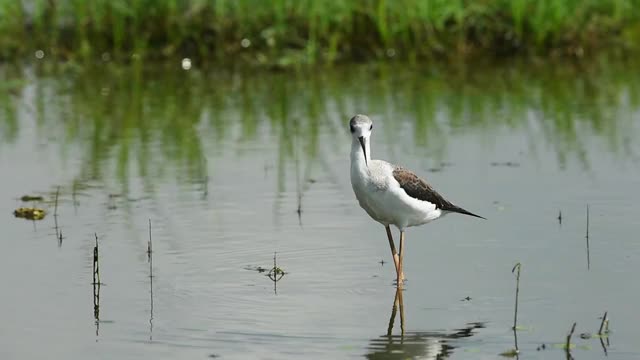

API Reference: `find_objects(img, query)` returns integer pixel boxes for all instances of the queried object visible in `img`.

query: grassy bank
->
[1,0,639,65]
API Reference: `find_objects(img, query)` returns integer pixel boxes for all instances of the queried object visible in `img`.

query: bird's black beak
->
[358,136,368,167]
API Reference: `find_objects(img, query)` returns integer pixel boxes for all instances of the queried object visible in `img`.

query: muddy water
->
[1,60,639,359]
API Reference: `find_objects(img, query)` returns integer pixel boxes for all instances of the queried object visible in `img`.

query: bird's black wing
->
[392,167,485,219]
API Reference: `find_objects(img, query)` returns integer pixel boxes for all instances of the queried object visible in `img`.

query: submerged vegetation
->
[1,0,639,64]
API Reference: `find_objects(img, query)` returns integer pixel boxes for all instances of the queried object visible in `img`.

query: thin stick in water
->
[72,180,79,213]
[148,219,153,264]
[92,233,101,337]
[54,186,60,216]
[54,212,61,246]
[586,205,590,270]
[586,205,590,239]
[149,270,154,341]
[202,156,209,198]
[149,219,154,341]
[512,263,521,331]
[273,252,277,294]
[93,276,100,337]
[267,252,286,294]
[53,186,62,245]
[93,233,100,285]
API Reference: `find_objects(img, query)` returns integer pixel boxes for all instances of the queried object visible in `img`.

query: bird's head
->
[349,114,373,166]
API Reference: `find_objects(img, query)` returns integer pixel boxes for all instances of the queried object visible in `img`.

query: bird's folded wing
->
[392,167,452,209]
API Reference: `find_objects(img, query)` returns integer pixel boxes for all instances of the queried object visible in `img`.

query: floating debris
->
[268,266,285,281]
[245,254,287,279]
[245,253,286,294]
[491,161,520,167]
[20,195,44,202]
[13,207,46,220]
[499,349,519,357]
[244,265,268,273]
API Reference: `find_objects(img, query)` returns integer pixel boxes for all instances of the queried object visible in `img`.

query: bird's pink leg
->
[385,225,400,273]
[386,226,405,284]
[398,231,405,285]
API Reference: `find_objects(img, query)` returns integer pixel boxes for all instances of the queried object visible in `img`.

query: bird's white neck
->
[350,136,371,172]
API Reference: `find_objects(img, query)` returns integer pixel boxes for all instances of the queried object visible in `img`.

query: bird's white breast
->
[351,160,442,229]
[351,160,388,223]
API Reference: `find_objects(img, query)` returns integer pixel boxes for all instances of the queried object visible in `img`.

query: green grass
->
[1,0,640,64]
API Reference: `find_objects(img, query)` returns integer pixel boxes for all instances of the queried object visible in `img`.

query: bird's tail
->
[446,204,486,220]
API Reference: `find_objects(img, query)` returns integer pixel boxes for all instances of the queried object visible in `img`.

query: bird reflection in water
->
[366,288,485,359]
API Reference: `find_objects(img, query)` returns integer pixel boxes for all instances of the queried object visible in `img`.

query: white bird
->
[349,114,484,285]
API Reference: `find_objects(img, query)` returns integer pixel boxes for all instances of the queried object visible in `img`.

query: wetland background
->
[2,1,640,359]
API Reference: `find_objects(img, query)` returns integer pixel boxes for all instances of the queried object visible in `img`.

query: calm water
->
[1,59,639,359]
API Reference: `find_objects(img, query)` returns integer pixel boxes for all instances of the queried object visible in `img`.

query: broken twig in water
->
[598,311,609,335]
[566,322,577,351]
[599,311,611,355]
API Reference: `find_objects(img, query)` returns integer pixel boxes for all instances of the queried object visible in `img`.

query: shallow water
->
[1,60,639,359]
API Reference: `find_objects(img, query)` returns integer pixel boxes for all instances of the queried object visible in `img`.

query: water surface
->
[1,59,639,359]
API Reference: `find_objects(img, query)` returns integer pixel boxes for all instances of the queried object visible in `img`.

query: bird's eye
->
[369,124,373,130]
[350,125,356,133]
